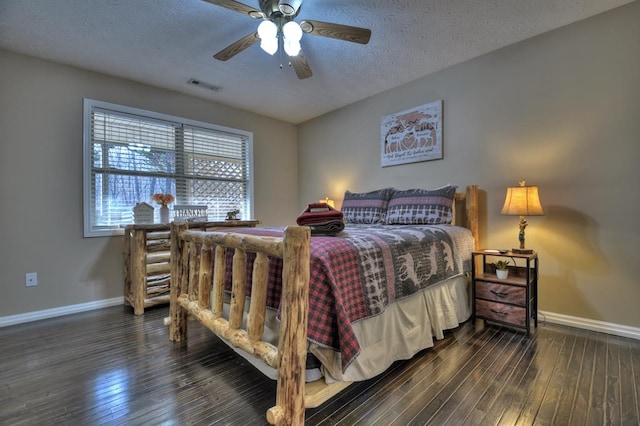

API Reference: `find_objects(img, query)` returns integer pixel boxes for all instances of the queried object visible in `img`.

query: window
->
[83,99,253,237]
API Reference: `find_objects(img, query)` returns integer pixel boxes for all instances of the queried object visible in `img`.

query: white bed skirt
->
[311,274,471,382]
[220,274,471,383]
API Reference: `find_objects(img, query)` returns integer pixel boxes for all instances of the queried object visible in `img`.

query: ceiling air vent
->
[188,78,222,92]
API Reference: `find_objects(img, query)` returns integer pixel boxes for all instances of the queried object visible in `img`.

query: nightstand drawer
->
[475,299,526,327]
[475,281,526,306]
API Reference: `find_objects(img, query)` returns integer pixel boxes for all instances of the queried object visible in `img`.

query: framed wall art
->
[380,99,443,167]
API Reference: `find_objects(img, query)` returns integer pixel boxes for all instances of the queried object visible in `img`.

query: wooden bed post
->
[229,248,247,331]
[466,185,479,250]
[267,226,310,426]
[169,221,189,342]
[211,246,226,319]
[123,227,132,310]
[130,228,147,315]
[197,245,212,309]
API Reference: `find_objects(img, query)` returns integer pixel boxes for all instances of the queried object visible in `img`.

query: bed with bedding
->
[169,184,478,425]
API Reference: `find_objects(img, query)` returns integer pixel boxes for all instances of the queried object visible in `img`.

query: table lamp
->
[319,197,335,208]
[501,180,544,254]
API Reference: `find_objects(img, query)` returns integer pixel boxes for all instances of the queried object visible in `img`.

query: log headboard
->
[454,184,478,249]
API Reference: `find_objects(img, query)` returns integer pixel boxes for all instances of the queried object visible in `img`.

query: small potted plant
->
[493,260,510,279]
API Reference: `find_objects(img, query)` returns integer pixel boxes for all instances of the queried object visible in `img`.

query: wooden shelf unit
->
[472,250,539,335]
[123,220,259,315]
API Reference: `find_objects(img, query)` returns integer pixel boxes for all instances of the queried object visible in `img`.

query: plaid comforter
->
[224,224,474,370]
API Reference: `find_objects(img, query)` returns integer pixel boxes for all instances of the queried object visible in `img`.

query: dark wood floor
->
[1,306,638,425]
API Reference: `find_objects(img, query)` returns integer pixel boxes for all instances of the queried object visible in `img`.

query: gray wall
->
[298,2,640,328]
[2,2,639,329]
[0,50,299,317]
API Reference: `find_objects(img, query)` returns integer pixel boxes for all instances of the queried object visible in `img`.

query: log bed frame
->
[169,185,479,425]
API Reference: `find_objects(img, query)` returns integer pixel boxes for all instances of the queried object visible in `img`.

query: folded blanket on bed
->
[297,202,344,225]
[297,203,345,235]
[308,220,345,235]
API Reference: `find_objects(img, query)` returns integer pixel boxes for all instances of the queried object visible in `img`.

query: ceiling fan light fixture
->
[260,37,278,55]
[299,20,313,33]
[257,20,278,40]
[282,21,303,41]
[278,0,302,16]
[283,39,301,56]
[257,20,278,55]
[204,0,371,79]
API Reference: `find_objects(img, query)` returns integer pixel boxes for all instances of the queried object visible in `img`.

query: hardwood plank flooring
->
[0,306,638,425]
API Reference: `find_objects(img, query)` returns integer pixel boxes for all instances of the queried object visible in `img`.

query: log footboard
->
[169,222,344,425]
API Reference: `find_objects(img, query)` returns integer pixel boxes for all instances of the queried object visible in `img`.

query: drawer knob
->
[490,308,508,316]
[490,290,509,298]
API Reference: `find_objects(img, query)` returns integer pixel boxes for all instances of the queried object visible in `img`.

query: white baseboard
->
[2,301,638,341]
[0,297,125,328]
[540,310,640,340]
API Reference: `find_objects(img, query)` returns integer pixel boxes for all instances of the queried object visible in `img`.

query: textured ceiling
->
[0,0,634,123]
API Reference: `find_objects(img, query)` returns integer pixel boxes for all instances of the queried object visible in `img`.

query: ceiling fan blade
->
[213,32,259,61]
[202,0,262,18]
[299,20,371,44]
[290,53,313,79]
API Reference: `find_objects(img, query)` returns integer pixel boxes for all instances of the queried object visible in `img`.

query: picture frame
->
[380,99,443,167]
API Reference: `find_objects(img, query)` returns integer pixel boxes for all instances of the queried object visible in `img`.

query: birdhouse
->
[133,202,154,224]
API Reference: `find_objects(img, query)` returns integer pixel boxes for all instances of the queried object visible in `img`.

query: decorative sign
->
[381,100,443,167]
[173,205,208,222]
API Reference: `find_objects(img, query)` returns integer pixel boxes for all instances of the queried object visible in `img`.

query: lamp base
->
[511,248,534,254]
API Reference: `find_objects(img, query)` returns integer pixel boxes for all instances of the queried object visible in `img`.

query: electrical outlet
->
[26,272,37,287]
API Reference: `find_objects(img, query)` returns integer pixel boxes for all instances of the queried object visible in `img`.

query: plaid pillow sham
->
[385,185,457,225]
[342,188,395,224]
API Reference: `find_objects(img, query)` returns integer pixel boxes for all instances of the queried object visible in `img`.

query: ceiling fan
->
[203,0,372,79]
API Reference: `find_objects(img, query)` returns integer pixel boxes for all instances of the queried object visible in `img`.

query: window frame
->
[83,98,254,237]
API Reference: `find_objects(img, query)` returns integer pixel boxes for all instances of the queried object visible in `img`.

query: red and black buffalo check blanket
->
[223,224,474,371]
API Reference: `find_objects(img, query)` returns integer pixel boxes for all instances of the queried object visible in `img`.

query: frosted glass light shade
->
[257,20,278,39]
[260,37,278,55]
[284,39,301,56]
[282,21,302,41]
[257,20,278,55]
[282,21,302,56]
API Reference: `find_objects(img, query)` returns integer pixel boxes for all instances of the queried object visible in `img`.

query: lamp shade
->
[501,185,544,216]
[319,197,335,208]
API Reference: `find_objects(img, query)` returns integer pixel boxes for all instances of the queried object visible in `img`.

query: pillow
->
[385,185,457,225]
[341,188,395,224]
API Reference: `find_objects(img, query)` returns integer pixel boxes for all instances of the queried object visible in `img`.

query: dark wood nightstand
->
[472,250,539,335]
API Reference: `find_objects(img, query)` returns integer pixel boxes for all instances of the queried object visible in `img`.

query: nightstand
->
[123,220,260,315]
[472,250,539,335]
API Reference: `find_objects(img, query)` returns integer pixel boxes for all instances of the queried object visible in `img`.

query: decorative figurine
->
[225,209,240,220]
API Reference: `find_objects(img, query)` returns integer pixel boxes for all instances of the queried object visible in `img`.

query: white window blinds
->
[83,99,253,237]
